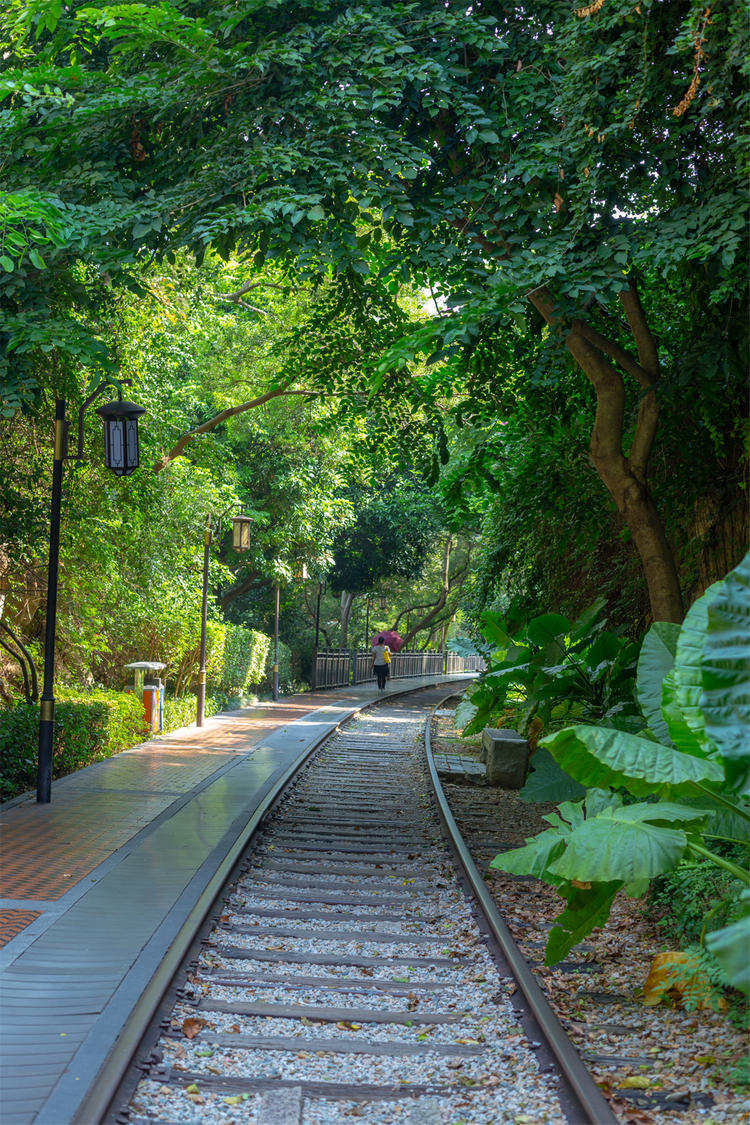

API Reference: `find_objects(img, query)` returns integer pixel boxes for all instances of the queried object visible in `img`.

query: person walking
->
[372,635,391,691]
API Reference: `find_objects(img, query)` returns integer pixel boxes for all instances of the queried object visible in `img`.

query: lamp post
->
[364,594,372,651]
[37,386,146,804]
[196,515,212,727]
[197,509,249,725]
[232,514,252,551]
[273,580,280,701]
[226,511,254,708]
[312,581,325,691]
[232,516,281,702]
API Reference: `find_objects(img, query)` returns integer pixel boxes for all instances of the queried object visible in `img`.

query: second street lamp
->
[232,514,252,551]
[197,511,253,725]
[196,515,212,728]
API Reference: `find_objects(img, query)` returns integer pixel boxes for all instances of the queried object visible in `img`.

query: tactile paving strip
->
[0,909,41,948]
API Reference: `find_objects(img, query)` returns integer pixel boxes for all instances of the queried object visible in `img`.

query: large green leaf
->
[489,828,566,882]
[548,818,687,883]
[568,596,607,644]
[661,672,708,757]
[705,890,750,996]
[454,697,478,732]
[701,550,750,792]
[606,802,707,827]
[683,796,750,842]
[478,611,512,650]
[542,725,725,798]
[637,621,680,742]
[526,613,569,646]
[545,882,621,965]
[673,578,726,754]
[519,747,586,804]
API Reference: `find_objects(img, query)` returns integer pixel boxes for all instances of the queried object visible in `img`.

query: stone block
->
[479,727,521,764]
[481,728,529,788]
[258,1087,302,1125]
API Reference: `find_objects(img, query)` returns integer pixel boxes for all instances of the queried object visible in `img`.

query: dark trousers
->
[374,664,388,689]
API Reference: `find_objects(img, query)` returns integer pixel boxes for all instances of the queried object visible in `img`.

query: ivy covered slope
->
[492,552,750,995]
[1,1,746,623]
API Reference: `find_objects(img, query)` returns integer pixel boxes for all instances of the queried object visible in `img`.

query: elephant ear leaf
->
[704,889,750,996]
[545,882,621,965]
[519,747,586,804]
[489,827,567,882]
[547,818,688,883]
[637,621,680,743]
[661,672,708,757]
[541,725,724,798]
[526,613,569,647]
[701,550,750,794]
[568,595,607,644]
[673,577,726,754]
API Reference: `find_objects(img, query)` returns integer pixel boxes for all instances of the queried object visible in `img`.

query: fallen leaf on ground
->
[620,1075,652,1089]
[642,951,721,1010]
[182,1017,207,1039]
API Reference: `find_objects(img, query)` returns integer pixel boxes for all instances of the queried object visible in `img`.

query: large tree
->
[1,0,746,620]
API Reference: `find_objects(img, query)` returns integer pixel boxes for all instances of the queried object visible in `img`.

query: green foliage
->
[269,640,294,696]
[329,485,442,594]
[705,890,750,996]
[649,852,747,948]
[460,598,641,738]
[162,692,222,734]
[219,625,271,695]
[0,690,144,800]
[491,552,750,989]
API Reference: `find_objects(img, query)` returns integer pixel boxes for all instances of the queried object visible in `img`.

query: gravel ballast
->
[127,693,567,1124]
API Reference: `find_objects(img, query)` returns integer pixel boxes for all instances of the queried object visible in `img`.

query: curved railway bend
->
[106,687,614,1125]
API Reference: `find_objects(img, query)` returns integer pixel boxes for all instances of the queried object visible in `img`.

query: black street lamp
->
[273,580,280,701]
[197,510,249,725]
[365,594,372,651]
[196,515,212,728]
[37,384,146,804]
[96,396,146,476]
[312,581,325,690]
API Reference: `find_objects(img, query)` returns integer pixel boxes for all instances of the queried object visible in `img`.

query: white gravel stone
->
[130,701,566,1125]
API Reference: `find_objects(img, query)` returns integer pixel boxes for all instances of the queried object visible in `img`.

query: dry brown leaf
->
[182,1017,207,1039]
[642,951,720,1010]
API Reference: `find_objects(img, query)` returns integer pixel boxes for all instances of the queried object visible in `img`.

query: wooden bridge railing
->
[313,649,484,690]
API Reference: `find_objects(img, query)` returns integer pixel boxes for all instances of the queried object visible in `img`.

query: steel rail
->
[75,725,333,1125]
[81,678,470,1125]
[423,701,618,1125]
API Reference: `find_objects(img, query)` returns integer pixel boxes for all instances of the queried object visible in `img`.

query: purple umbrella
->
[370,630,404,652]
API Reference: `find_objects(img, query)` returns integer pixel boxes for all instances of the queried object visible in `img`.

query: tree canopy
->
[0,0,746,656]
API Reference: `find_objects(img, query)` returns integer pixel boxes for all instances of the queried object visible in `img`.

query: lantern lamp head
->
[232,514,252,551]
[96,398,146,476]
[378,593,388,610]
[294,563,309,581]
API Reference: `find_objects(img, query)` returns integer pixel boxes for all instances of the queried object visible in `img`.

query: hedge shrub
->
[219,626,272,695]
[0,690,145,801]
[271,640,293,694]
[162,692,223,733]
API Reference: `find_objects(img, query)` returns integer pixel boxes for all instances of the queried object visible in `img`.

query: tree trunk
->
[400,536,453,647]
[340,590,355,647]
[528,282,684,623]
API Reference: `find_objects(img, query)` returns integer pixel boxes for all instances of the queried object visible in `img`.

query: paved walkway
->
[0,675,472,1125]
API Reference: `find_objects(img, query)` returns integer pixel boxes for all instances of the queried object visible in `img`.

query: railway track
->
[107,687,615,1125]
